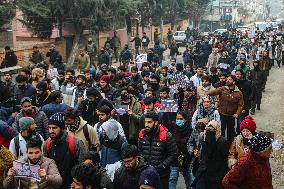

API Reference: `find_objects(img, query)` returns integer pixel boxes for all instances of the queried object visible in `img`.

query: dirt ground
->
[252,66,284,189]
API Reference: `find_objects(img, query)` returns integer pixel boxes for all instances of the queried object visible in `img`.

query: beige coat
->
[67,117,100,151]
[3,156,62,189]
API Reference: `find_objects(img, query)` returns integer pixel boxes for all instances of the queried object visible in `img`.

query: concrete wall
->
[0,41,66,67]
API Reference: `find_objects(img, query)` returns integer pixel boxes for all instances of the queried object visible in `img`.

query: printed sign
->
[13,161,41,181]
[160,99,179,112]
[114,105,129,115]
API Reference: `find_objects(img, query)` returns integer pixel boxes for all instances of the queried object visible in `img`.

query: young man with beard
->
[3,72,16,101]
[130,66,142,85]
[99,75,118,101]
[115,87,142,145]
[44,112,86,189]
[207,75,244,143]
[213,73,227,88]
[190,65,206,88]
[33,81,52,108]
[94,105,125,139]
[51,70,65,91]
[235,69,253,132]
[114,145,149,189]
[46,44,60,66]
[138,112,178,189]
[42,90,69,118]
[196,76,215,105]
[149,74,160,97]
[14,75,37,105]
[250,61,266,114]
[67,75,87,108]
[61,69,76,106]
[138,71,150,94]
[9,117,44,158]
[13,97,48,139]
[139,96,160,129]
[159,86,170,101]
[78,87,113,126]
[20,68,33,84]
[4,136,62,189]
[64,107,100,152]
[234,56,250,79]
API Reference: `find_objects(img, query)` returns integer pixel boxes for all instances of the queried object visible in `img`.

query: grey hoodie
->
[101,119,119,141]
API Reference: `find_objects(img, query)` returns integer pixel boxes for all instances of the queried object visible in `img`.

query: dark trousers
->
[160,175,170,189]
[252,88,262,110]
[220,114,236,144]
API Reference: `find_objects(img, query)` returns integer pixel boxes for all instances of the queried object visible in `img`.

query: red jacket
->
[222,151,273,189]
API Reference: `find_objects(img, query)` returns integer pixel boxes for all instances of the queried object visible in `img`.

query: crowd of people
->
[0,26,281,189]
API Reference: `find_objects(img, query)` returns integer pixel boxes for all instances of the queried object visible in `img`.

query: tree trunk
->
[126,14,132,45]
[67,32,83,68]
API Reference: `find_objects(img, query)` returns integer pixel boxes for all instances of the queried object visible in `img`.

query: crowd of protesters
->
[0,26,281,189]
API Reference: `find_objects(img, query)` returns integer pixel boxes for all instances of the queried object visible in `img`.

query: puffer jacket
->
[113,156,149,189]
[227,135,247,168]
[208,86,244,117]
[138,124,178,177]
[12,107,49,139]
[3,156,62,189]
[222,152,273,189]
[41,102,70,118]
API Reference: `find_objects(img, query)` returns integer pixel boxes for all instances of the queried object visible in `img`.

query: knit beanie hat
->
[240,116,256,134]
[139,167,160,188]
[19,117,34,131]
[48,112,65,129]
[249,133,272,152]
[100,75,110,83]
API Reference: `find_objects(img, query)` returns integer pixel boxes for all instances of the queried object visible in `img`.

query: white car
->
[213,29,227,36]
[173,31,186,46]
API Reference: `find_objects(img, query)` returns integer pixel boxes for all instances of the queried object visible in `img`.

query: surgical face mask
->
[176,120,185,127]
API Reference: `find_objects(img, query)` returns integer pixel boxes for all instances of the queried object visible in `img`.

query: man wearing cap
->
[32,81,52,108]
[139,167,161,189]
[99,75,118,101]
[77,49,90,73]
[13,97,48,139]
[85,38,97,65]
[46,44,60,66]
[9,117,44,158]
[223,133,273,189]
[44,112,86,189]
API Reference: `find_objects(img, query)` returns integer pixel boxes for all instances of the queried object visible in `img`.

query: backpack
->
[14,134,41,158]
[82,124,97,151]
[45,134,75,156]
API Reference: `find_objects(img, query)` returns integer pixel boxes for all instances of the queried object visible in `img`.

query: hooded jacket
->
[100,120,128,167]
[3,156,62,189]
[14,84,37,105]
[113,156,149,189]
[67,117,100,151]
[12,107,49,139]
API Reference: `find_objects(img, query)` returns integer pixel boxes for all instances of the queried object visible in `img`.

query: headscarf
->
[204,120,222,141]
[196,96,216,122]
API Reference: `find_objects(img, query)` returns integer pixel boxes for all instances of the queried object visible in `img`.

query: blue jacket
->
[41,102,70,118]
[101,135,127,167]
[0,120,18,139]
[46,49,60,65]
[14,84,37,105]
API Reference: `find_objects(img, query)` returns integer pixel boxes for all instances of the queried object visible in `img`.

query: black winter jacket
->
[138,124,178,177]
[113,157,148,189]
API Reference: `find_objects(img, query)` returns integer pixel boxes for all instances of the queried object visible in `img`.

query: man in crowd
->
[4,136,62,189]
[114,144,149,189]
[208,75,244,143]
[33,81,52,108]
[1,46,17,68]
[46,44,60,66]
[13,97,48,139]
[29,45,45,65]
[138,112,178,189]
[65,107,100,151]
[14,75,37,105]
[44,112,86,189]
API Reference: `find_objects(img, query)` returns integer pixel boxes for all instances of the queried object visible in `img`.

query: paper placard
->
[13,161,41,182]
